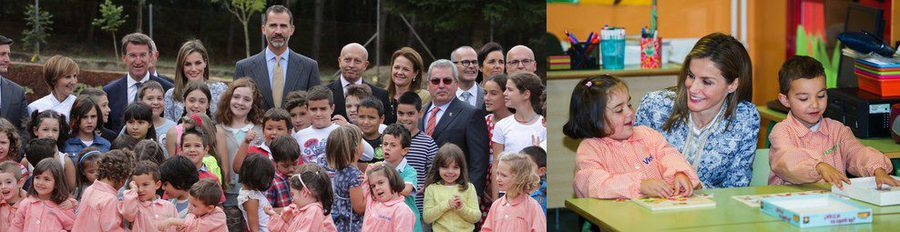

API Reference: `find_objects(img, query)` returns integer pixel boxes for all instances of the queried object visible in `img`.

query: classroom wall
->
[546,0,731,40]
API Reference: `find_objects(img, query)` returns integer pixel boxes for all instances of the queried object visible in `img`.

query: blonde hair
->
[326,124,363,170]
[42,55,79,89]
[497,152,539,198]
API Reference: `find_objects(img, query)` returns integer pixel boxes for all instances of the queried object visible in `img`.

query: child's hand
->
[640,178,673,198]
[874,168,900,189]
[244,130,258,144]
[158,218,182,231]
[332,115,349,126]
[816,162,850,190]
[130,181,138,190]
[672,172,694,197]
[531,135,541,147]
[281,208,295,221]
[451,196,463,209]
[263,206,276,217]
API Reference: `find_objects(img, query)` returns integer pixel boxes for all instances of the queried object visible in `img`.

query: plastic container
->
[600,39,625,70]
[857,73,900,97]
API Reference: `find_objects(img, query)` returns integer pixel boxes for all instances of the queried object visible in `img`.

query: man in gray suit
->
[451,46,485,110]
[234,5,320,109]
[0,35,28,130]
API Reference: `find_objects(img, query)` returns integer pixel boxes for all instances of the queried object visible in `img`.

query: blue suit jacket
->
[103,75,173,132]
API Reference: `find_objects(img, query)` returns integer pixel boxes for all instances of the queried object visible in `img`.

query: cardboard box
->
[760,194,872,228]
[831,176,900,206]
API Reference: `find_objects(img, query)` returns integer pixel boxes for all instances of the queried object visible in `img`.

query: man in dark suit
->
[451,46,486,110]
[234,5,320,109]
[103,33,174,132]
[327,43,394,124]
[419,59,489,193]
[0,35,28,130]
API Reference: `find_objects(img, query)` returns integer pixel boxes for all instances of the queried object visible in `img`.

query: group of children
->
[0,73,549,231]
[564,55,900,200]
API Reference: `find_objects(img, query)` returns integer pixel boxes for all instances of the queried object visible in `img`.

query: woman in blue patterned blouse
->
[634,33,760,188]
[164,40,227,122]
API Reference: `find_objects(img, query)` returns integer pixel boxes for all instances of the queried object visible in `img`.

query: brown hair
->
[190,178,222,206]
[0,161,22,180]
[28,158,71,204]
[346,84,373,100]
[263,108,292,130]
[326,124,363,170]
[664,33,752,131]
[173,40,211,102]
[497,152,539,197]
[216,78,264,125]
[120,33,154,55]
[292,164,333,215]
[388,47,425,98]
[284,90,308,112]
[97,149,135,186]
[0,119,21,162]
[425,143,469,191]
[507,72,545,114]
[365,163,405,195]
[778,55,825,94]
[42,55,79,89]
[69,97,104,136]
[179,81,212,119]
[306,85,333,104]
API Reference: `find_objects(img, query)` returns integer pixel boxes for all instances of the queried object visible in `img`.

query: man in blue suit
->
[0,35,28,131]
[103,33,173,132]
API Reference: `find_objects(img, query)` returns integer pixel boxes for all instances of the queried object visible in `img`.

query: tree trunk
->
[135,0,144,32]
[112,32,119,60]
[227,15,235,60]
[312,0,323,60]
[242,21,250,58]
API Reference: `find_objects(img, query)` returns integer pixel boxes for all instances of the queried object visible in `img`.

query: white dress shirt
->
[340,75,363,97]
[126,72,151,104]
[27,93,77,121]
[456,85,479,107]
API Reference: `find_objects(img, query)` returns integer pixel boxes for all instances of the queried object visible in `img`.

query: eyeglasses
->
[430,78,454,85]
[453,60,479,67]
[507,59,535,66]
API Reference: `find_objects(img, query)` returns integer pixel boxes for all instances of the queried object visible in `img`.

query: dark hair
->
[388,47,425,98]
[778,55,825,94]
[365,163,405,194]
[133,160,161,181]
[306,85,333,104]
[263,5,293,25]
[0,161,22,180]
[78,87,107,99]
[0,119,21,161]
[160,156,199,191]
[69,97,104,136]
[74,147,101,199]
[425,143,468,191]
[190,178,222,206]
[28,158,70,204]
[485,74,515,114]
[122,102,157,140]
[397,91,422,111]
[137,80,165,117]
[25,138,57,165]
[521,146,546,168]
[0,35,12,45]
[180,81,212,119]
[97,149,135,185]
[216,78,264,125]
[477,42,505,83]
[239,154,275,191]
[562,76,627,139]
[180,126,209,148]
[263,108,293,130]
[111,134,139,150]
[346,84,373,100]
[270,135,300,164]
[382,124,411,148]
[292,164,333,215]
[284,90,308,112]
[121,33,154,55]
[508,72,545,114]
[665,32,752,132]
[134,139,165,165]
[173,40,210,102]
[358,98,384,117]
[26,110,68,147]
[326,125,363,170]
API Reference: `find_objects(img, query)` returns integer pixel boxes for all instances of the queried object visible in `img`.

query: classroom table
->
[565,183,900,231]
[757,105,900,159]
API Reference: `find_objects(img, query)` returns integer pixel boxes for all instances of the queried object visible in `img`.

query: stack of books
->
[548,55,571,70]
[854,59,900,97]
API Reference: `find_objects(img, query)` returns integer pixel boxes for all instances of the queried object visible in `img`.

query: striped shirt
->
[406,131,439,218]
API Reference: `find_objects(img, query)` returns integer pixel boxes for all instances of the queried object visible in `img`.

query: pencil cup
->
[568,42,599,70]
[600,39,625,70]
[641,37,662,69]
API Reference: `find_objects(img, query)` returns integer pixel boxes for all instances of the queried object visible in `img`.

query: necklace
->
[515,113,538,124]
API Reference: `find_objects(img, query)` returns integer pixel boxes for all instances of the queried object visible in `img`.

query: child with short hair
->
[238,154,276,232]
[73,149,134,231]
[24,138,76,192]
[381,124,422,231]
[233,108,293,166]
[769,56,898,188]
[481,153,545,232]
[61,97,111,162]
[73,148,101,200]
[138,80,177,143]
[118,102,158,141]
[0,161,27,230]
[264,136,302,212]
[135,139,166,165]
[327,125,367,232]
[265,164,337,232]
[563,76,700,199]
[159,179,227,232]
[284,90,311,133]
[9,159,76,232]
[165,113,225,181]
[181,127,221,183]
[521,146,547,213]
[296,86,375,168]
[361,163,416,231]
[395,92,439,218]
[121,160,177,231]
[359,98,388,164]
[423,144,480,231]
[345,84,374,124]
[160,156,201,218]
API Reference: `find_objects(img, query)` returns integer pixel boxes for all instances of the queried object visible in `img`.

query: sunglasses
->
[430,78,454,85]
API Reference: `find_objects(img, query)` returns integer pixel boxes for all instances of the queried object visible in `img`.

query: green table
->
[668,214,900,232]
[565,183,900,231]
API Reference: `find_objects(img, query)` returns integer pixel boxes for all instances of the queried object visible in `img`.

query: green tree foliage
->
[213,0,266,58]
[385,0,545,46]
[22,4,53,60]
[92,0,127,60]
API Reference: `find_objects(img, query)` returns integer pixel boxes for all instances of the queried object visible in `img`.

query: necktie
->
[461,92,472,105]
[132,81,143,103]
[273,55,285,108]
[425,106,441,136]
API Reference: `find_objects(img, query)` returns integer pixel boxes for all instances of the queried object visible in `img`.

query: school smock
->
[8,197,75,232]
[120,189,177,232]
[267,202,337,232]
[73,180,127,231]
[481,193,546,232]
[769,113,893,185]
[178,206,227,232]
[573,126,701,199]
[360,195,415,232]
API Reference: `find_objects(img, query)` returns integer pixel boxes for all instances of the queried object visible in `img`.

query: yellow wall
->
[547,1,732,40]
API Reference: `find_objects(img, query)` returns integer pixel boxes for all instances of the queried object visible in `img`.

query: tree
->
[22,3,53,61]
[213,0,266,58]
[385,0,544,46]
[92,0,127,60]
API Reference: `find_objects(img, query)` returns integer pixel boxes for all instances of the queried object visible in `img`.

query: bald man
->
[451,46,485,109]
[506,45,537,74]
[327,43,394,124]
[234,5,321,109]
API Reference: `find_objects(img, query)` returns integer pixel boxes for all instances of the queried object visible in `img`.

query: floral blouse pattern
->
[332,165,363,232]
